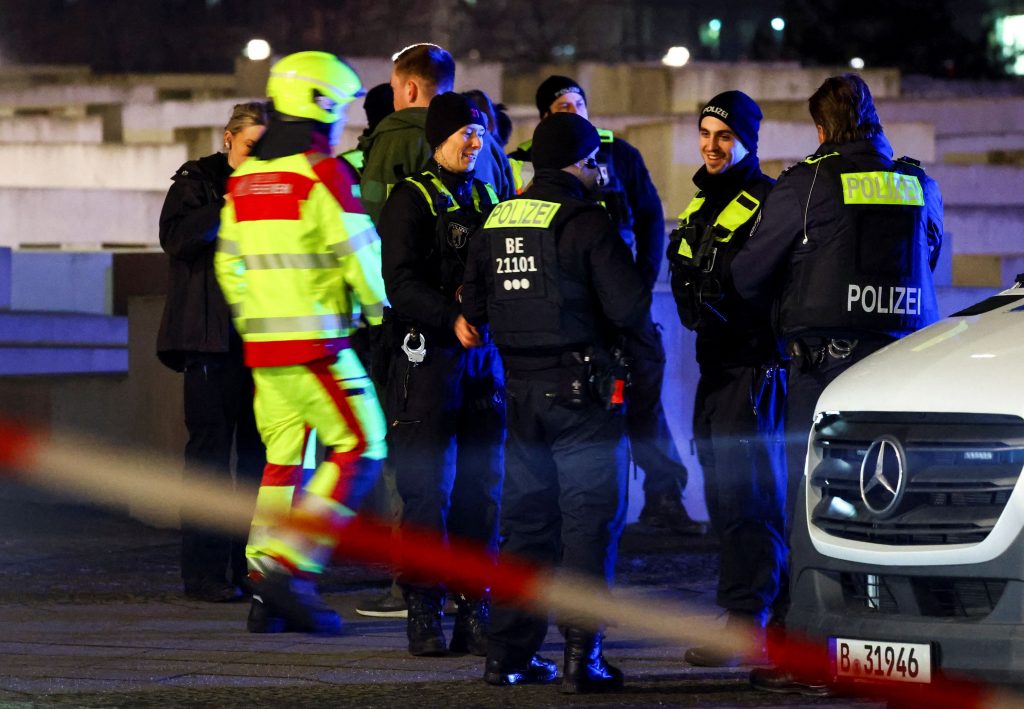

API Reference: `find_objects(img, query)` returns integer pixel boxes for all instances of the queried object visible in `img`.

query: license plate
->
[829,637,932,683]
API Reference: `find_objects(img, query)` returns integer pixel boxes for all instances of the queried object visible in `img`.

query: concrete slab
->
[0,187,165,249]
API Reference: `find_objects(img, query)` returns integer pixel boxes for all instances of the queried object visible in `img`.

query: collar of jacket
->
[367,107,427,144]
[528,168,591,200]
[176,151,230,184]
[250,120,331,160]
[431,163,477,206]
[820,132,894,160]
[692,153,763,197]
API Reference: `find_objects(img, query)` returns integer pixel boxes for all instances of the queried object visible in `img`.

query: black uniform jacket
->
[461,168,651,346]
[156,152,234,371]
[731,133,943,329]
[670,155,779,368]
[379,164,478,346]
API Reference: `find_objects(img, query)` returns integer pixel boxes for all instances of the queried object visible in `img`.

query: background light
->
[771,17,786,32]
[996,14,1024,75]
[244,39,271,61]
[662,46,691,67]
[850,56,866,69]
[709,18,722,32]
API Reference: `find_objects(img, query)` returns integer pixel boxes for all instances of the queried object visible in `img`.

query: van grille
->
[809,412,1024,546]
[840,572,1007,619]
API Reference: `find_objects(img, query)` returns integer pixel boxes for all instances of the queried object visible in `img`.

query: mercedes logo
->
[859,435,907,517]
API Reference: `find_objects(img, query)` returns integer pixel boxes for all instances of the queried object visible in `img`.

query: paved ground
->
[0,481,876,708]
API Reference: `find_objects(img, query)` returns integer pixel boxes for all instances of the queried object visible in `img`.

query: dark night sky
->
[0,0,1014,77]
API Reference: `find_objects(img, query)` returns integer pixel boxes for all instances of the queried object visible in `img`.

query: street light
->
[662,46,691,68]
[244,39,271,61]
[850,56,866,70]
[771,17,786,32]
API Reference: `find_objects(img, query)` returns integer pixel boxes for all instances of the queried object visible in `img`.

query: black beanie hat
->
[425,92,485,151]
[363,83,394,133]
[532,112,600,170]
[535,75,587,117]
[699,90,762,156]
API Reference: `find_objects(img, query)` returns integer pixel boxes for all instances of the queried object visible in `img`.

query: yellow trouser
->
[248,348,386,577]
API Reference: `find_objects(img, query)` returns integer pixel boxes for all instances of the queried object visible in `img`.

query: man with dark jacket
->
[508,74,701,535]
[667,91,785,667]
[463,112,651,694]
[733,73,943,695]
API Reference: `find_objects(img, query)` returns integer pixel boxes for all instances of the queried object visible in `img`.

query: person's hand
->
[454,314,482,349]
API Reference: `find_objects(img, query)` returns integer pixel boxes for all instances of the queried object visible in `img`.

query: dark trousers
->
[181,350,264,586]
[775,336,891,621]
[783,338,891,533]
[693,364,786,619]
[385,341,505,590]
[624,325,689,499]
[488,373,629,666]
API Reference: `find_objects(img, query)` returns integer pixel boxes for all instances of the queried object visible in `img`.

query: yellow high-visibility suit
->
[215,142,387,578]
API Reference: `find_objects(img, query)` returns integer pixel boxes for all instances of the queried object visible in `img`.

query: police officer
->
[356,44,512,620]
[463,112,651,693]
[377,92,505,658]
[668,91,786,666]
[214,51,388,634]
[731,74,942,694]
[509,74,702,535]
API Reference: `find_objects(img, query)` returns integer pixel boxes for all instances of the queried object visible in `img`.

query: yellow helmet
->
[266,51,363,124]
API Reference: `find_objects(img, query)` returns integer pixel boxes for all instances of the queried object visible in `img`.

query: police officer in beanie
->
[667,90,786,667]
[509,74,703,536]
[377,91,505,658]
[732,74,942,694]
[463,112,651,693]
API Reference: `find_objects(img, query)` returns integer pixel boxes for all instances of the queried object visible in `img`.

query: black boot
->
[561,627,624,694]
[484,654,558,686]
[246,593,287,633]
[449,593,489,656]
[250,571,342,636]
[638,490,707,536]
[404,588,446,656]
[684,611,768,667]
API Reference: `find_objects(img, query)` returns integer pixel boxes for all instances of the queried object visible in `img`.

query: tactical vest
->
[593,129,635,247]
[670,187,765,330]
[778,153,939,339]
[339,148,364,175]
[480,197,599,351]
[508,141,535,194]
[405,171,499,300]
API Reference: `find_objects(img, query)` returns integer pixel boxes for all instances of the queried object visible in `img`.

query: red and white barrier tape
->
[0,416,1017,708]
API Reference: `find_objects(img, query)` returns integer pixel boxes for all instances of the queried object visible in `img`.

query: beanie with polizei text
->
[535,75,587,117]
[699,90,762,156]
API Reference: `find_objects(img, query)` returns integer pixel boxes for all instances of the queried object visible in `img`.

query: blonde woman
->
[156,102,268,602]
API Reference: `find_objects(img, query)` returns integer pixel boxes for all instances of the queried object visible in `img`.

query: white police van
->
[786,275,1024,685]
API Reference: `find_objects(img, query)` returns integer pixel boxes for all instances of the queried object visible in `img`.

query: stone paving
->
[0,482,874,708]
